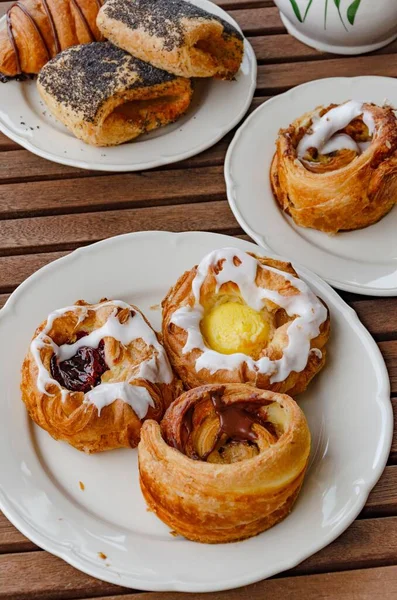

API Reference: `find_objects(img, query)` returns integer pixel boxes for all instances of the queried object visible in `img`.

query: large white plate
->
[225,76,397,296]
[0,0,256,172]
[0,231,392,592]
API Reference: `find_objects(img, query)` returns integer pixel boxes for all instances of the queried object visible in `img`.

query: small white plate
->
[225,76,397,296]
[0,230,392,592]
[0,0,256,172]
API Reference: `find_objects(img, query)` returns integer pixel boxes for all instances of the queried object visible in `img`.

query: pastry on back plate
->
[0,0,103,81]
[271,101,397,233]
[37,41,193,146]
[97,0,244,79]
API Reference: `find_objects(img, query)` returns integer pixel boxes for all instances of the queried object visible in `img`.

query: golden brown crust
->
[37,42,193,146]
[0,0,103,79]
[162,252,330,394]
[97,0,244,79]
[138,383,311,543]
[270,103,397,233]
[21,299,182,453]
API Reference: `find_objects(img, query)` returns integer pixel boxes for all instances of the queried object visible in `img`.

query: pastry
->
[162,247,330,394]
[271,100,397,233]
[139,383,311,543]
[21,299,182,453]
[37,42,193,146]
[0,0,103,81]
[97,0,244,79]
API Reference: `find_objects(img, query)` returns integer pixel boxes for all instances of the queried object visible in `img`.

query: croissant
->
[139,383,311,543]
[21,299,182,453]
[162,247,330,395]
[97,0,244,79]
[271,101,397,233]
[0,0,103,81]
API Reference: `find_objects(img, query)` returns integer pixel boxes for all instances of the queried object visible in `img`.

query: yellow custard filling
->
[201,302,270,356]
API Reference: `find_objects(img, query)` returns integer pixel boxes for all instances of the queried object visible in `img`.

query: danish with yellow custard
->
[139,383,311,543]
[21,299,181,453]
[162,248,330,395]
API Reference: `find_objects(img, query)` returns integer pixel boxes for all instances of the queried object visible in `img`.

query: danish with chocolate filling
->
[21,299,181,453]
[97,0,244,80]
[0,0,104,81]
[37,42,193,146]
[139,383,311,543]
[162,248,330,395]
[271,101,397,233]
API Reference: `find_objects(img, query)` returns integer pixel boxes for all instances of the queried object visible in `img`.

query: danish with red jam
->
[21,299,181,453]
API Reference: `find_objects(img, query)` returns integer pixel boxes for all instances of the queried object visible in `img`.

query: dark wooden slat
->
[0,201,239,254]
[257,54,397,93]
[364,466,397,517]
[76,566,397,600]
[0,513,37,553]
[0,551,125,600]
[0,251,68,291]
[250,34,397,64]
[229,7,284,35]
[291,516,397,576]
[0,167,226,218]
[391,398,397,462]
[380,342,397,398]
[3,518,397,599]
[0,293,9,308]
[350,299,397,341]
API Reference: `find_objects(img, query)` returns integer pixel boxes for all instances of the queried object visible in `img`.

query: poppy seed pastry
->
[37,41,193,146]
[97,0,244,79]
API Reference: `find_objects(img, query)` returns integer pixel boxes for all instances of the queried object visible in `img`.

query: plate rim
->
[0,0,257,172]
[224,75,397,297]
[0,230,393,592]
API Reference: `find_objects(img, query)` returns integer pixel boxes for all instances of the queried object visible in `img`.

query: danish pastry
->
[37,42,193,146]
[21,299,181,453]
[271,101,397,233]
[139,383,311,543]
[162,247,330,394]
[97,0,244,79]
[0,0,103,81]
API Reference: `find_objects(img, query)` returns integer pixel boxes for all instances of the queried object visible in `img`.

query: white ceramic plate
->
[0,0,256,172]
[0,231,392,592]
[225,76,397,296]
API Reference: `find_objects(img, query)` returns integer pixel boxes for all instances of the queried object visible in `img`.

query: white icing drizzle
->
[170,248,327,384]
[297,100,375,159]
[30,301,173,418]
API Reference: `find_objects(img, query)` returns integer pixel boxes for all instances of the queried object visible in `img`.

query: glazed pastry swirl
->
[21,299,181,452]
[271,101,397,233]
[139,383,311,543]
[162,248,330,394]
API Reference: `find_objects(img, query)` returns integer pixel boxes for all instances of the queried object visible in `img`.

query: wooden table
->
[1,1,397,598]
